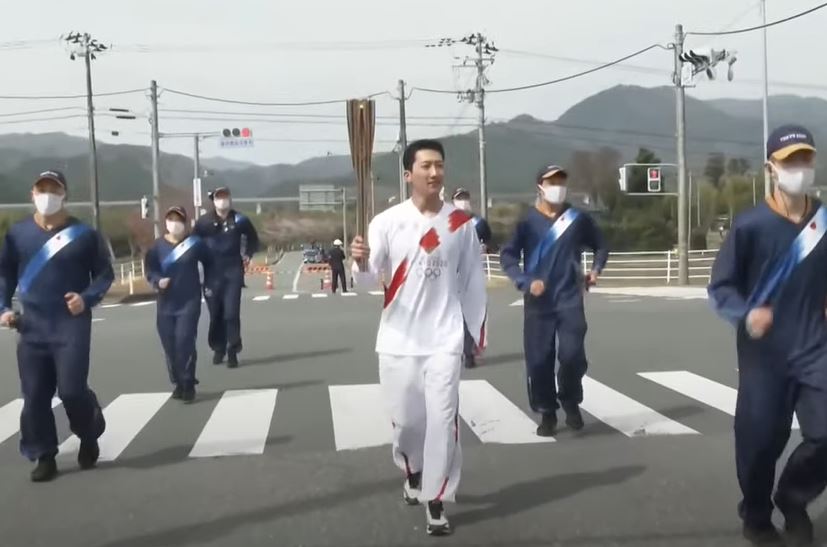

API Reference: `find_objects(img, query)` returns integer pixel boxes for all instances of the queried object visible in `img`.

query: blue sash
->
[161,236,200,275]
[747,205,827,307]
[18,223,90,295]
[525,208,580,274]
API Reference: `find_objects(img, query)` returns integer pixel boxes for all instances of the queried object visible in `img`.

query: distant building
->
[299,184,339,212]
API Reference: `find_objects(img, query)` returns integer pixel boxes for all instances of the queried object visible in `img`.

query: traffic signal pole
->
[150,80,161,239]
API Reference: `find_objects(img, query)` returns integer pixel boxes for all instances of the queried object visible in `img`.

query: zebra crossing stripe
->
[252,295,271,302]
[283,294,299,300]
[368,291,384,296]
[0,398,61,446]
[189,389,278,458]
[312,293,328,298]
[579,376,699,437]
[328,384,392,451]
[59,393,171,461]
[638,371,801,430]
[458,380,554,444]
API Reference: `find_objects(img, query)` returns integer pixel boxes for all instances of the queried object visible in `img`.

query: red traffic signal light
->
[648,168,661,181]
[222,128,253,138]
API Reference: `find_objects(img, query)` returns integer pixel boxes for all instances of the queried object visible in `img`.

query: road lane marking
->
[459,380,554,444]
[59,393,171,461]
[580,376,699,437]
[639,370,800,429]
[189,389,278,458]
[329,384,392,450]
[0,398,60,446]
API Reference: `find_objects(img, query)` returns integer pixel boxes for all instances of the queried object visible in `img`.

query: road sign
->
[220,127,254,148]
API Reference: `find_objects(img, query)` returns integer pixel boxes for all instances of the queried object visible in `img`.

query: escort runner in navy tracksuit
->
[193,187,259,368]
[709,125,827,547]
[0,170,113,482]
[145,206,212,403]
[451,187,492,368]
[500,164,608,437]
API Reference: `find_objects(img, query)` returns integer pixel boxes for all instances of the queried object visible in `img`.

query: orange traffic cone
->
[265,271,274,291]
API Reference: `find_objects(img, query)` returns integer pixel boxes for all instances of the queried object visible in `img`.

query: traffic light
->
[140,195,148,219]
[220,128,254,148]
[647,168,662,193]
[221,128,252,138]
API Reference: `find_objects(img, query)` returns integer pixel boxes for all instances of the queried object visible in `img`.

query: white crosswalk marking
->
[329,384,392,451]
[368,291,384,296]
[59,393,170,461]
[0,398,61,445]
[130,301,155,307]
[189,389,278,458]
[341,292,356,297]
[638,371,801,430]
[283,294,299,300]
[580,376,699,437]
[252,295,271,302]
[312,293,328,299]
[459,380,553,444]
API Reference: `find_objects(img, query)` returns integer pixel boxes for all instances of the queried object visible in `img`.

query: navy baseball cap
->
[767,124,816,161]
[535,164,568,183]
[165,205,187,220]
[452,188,471,199]
[34,170,67,190]
[208,187,231,200]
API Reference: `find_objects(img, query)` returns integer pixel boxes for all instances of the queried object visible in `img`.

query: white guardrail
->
[482,249,718,285]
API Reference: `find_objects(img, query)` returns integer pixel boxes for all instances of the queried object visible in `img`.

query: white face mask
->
[33,192,64,216]
[774,165,815,195]
[214,198,231,212]
[453,200,471,211]
[166,220,186,238]
[540,185,567,204]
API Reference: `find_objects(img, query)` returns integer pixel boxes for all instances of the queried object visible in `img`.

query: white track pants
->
[378,353,462,503]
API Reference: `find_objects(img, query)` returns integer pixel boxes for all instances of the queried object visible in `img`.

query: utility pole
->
[454,33,497,219]
[64,32,107,232]
[673,24,690,285]
[397,79,408,202]
[150,80,161,238]
[761,0,771,197]
[193,135,202,220]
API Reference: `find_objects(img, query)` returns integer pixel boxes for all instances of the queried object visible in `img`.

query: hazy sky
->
[2,0,826,166]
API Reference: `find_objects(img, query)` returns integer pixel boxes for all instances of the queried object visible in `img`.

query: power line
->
[158,114,477,128]
[114,38,438,53]
[157,108,472,120]
[0,88,145,100]
[687,1,827,36]
[0,114,88,125]
[0,106,85,117]
[414,44,664,95]
[162,88,390,107]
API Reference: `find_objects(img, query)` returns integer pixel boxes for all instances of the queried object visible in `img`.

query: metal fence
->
[483,249,718,285]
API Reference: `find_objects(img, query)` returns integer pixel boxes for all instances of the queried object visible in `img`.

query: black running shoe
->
[564,405,585,431]
[426,500,451,536]
[227,352,239,368]
[742,522,783,545]
[171,386,183,400]
[78,439,100,470]
[181,388,196,404]
[212,352,224,365]
[776,498,814,546]
[30,457,58,482]
[536,412,557,437]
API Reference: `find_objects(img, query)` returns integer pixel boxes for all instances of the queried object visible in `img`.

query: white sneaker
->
[426,501,452,536]
[403,472,421,505]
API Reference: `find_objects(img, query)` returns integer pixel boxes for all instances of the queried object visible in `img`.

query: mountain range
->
[2,84,825,205]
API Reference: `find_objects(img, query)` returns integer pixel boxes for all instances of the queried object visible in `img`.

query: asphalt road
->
[0,278,824,547]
